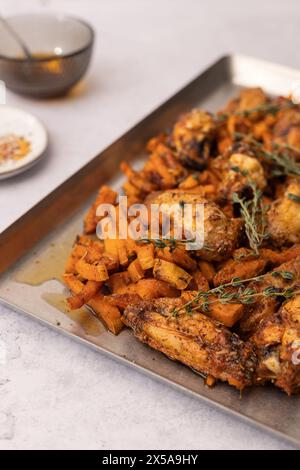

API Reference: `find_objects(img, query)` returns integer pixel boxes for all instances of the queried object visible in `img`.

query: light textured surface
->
[0,0,299,450]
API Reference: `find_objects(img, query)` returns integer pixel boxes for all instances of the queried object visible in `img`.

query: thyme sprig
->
[172,270,297,317]
[232,180,269,255]
[217,101,295,121]
[137,237,195,252]
[234,132,300,178]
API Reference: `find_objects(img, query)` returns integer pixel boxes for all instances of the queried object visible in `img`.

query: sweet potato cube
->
[87,295,124,335]
[137,244,155,270]
[198,260,216,284]
[76,258,109,282]
[153,259,192,290]
[127,259,145,283]
[208,300,244,328]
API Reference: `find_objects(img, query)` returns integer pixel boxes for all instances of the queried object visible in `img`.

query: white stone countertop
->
[0,0,299,450]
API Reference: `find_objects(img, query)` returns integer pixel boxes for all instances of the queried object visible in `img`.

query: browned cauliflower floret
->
[267,180,300,246]
[221,87,268,120]
[237,88,267,114]
[172,109,217,170]
[273,108,300,156]
[212,152,266,201]
[145,190,242,261]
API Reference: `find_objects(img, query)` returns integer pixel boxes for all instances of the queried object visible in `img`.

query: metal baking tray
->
[1,54,300,446]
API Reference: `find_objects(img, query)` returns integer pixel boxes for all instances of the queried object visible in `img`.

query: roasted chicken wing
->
[123,298,257,391]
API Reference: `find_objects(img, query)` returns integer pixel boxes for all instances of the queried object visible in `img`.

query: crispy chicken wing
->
[123,298,257,391]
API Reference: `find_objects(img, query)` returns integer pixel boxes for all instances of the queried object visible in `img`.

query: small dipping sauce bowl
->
[0,13,94,98]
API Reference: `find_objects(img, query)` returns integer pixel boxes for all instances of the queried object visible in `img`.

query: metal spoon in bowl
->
[0,15,33,60]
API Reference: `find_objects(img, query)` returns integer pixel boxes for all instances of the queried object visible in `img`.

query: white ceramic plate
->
[0,106,48,180]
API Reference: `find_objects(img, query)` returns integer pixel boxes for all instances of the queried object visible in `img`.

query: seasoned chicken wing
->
[123,298,257,391]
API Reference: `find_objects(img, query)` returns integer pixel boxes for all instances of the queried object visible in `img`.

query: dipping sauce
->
[30,52,63,75]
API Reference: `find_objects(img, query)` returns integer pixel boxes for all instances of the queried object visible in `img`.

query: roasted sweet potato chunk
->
[87,295,124,335]
[153,259,192,290]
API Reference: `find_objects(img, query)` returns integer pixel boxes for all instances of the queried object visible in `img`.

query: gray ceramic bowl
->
[0,13,94,98]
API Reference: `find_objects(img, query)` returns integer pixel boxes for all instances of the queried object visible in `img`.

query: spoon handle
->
[0,15,32,59]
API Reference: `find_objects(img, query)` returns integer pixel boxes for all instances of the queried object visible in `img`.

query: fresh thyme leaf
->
[219,292,237,301]
[202,301,210,312]
[242,287,256,296]
[271,270,294,281]
[232,277,242,286]
[263,286,279,297]
[281,271,292,280]
[241,296,256,304]
[287,193,300,203]
[213,286,225,295]
[283,288,295,299]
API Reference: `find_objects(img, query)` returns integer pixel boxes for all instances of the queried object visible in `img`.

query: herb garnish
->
[137,237,195,252]
[234,132,300,178]
[172,270,296,317]
[217,101,295,121]
[232,180,269,255]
